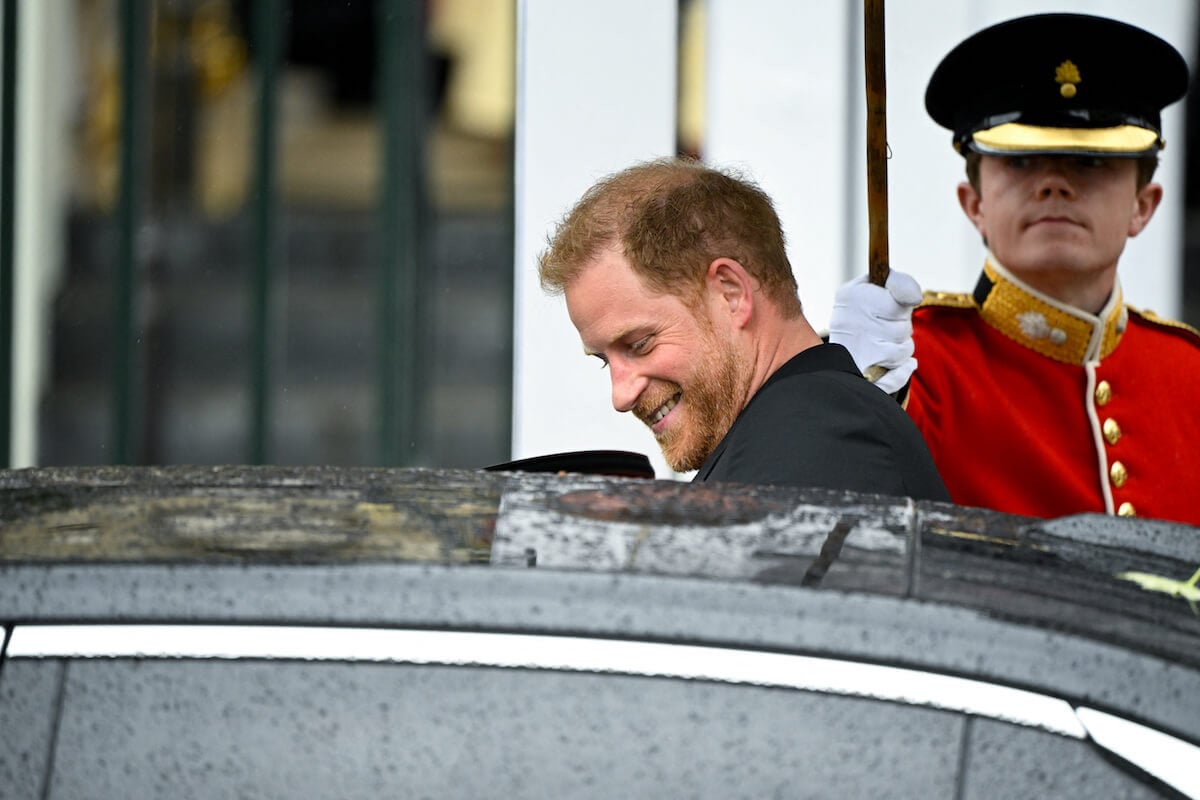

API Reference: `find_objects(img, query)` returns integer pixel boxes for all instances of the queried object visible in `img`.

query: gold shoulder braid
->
[920,290,975,309]
[1128,306,1200,340]
[972,260,1126,365]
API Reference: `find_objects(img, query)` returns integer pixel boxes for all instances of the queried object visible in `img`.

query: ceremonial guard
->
[831,13,1200,525]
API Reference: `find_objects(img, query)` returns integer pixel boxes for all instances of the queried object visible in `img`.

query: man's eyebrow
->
[582,324,649,358]
[613,323,655,344]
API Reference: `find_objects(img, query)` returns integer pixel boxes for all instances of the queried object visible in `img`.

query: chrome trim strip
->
[8,623,1083,735]
[1077,707,1200,798]
[22,625,1199,796]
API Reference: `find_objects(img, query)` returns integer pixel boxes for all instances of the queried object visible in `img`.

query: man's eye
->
[590,354,609,369]
[1007,156,1030,168]
[629,336,651,355]
[1075,156,1105,168]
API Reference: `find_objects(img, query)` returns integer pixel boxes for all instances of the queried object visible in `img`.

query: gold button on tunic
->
[1110,461,1128,488]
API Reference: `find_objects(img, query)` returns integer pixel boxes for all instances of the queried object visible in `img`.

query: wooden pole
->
[864,0,889,288]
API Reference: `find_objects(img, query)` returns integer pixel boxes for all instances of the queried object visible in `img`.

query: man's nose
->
[1034,162,1076,199]
[609,359,647,413]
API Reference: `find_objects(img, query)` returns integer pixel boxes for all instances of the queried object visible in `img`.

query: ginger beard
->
[634,321,749,473]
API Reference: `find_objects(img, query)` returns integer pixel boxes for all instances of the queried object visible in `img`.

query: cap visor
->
[970,123,1161,156]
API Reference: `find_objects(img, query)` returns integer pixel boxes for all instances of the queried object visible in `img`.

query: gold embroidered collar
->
[972,259,1126,365]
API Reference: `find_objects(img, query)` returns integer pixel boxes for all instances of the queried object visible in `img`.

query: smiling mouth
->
[649,393,680,426]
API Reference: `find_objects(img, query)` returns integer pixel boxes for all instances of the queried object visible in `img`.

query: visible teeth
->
[651,396,678,424]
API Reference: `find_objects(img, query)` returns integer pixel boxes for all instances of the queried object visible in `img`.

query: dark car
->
[2,464,1198,798]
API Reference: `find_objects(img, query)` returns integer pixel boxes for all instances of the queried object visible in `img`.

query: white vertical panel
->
[13,1,72,466]
[511,0,678,475]
[881,0,978,296]
[704,0,853,333]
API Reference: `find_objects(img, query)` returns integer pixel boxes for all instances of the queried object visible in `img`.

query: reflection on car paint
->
[1118,566,1200,615]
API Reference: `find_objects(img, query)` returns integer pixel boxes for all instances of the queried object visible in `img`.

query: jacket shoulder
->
[1127,306,1200,344]
[917,290,975,311]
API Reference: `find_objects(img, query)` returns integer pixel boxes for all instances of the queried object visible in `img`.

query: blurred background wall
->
[1,0,1197,475]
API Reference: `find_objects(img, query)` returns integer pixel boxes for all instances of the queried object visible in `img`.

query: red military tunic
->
[907,259,1200,526]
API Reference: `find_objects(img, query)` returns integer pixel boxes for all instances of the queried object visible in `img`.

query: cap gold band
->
[971,122,1162,155]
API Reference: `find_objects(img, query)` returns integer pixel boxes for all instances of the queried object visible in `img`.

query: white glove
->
[828,270,922,395]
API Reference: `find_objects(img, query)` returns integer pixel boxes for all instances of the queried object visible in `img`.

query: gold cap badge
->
[1055,60,1081,98]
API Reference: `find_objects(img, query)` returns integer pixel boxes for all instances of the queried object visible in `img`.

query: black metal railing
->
[95,0,428,467]
[375,0,426,468]
[248,0,283,464]
[114,0,151,464]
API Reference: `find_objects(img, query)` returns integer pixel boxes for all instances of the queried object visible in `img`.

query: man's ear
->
[957,181,987,238]
[1129,181,1163,238]
[705,258,754,328]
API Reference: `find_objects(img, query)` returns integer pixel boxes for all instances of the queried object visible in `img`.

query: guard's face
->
[958,155,1161,305]
[565,249,747,473]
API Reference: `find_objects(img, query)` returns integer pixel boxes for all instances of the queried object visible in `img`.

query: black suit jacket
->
[694,344,949,501]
